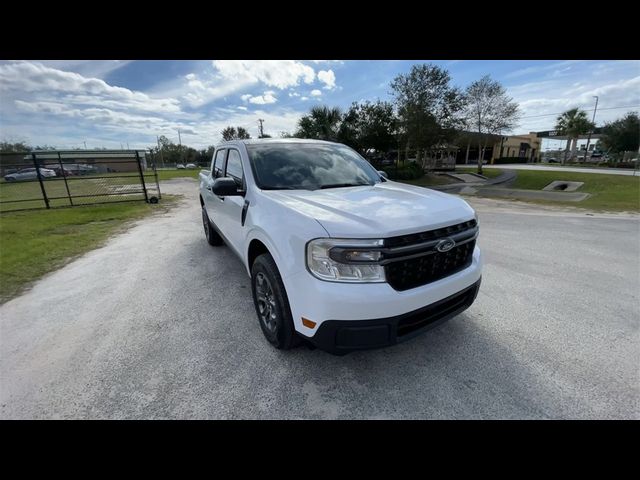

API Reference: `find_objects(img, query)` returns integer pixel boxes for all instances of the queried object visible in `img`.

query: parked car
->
[4,167,57,182]
[44,164,77,177]
[176,164,186,169]
[185,163,198,169]
[546,157,559,163]
[199,139,482,355]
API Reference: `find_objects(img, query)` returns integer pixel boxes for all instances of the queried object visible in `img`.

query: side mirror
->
[377,170,389,179]
[212,177,243,196]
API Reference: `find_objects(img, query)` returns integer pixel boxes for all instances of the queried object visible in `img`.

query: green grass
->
[456,167,503,179]
[0,199,175,303]
[510,170,640,212]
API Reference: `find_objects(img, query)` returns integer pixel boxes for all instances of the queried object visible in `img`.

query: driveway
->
[1,178,638,419]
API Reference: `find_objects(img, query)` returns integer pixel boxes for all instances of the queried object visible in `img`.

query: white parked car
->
[176,164,186,169]
[185,163,198,169]
[199,139,482,355]
[4,167,57,182]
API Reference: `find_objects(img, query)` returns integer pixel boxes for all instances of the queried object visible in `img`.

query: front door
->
[217,148,246,256]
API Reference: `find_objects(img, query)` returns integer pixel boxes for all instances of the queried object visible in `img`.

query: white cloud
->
[212,60,315,89]
[237,106,247,110]
[289,92,300,97]
[318,69,336,89]
[0,61,181,114]
[310,89,322,97]
[248,93,277,105]
[300,96,309,101]
[241,94,252,101]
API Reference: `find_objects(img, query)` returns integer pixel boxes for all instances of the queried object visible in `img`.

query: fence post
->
[58,152,73,206]
[152,152,161,200]
[135,150,149,203]
[32,152,50,209]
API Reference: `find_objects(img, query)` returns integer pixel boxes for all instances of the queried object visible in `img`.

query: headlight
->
[306,238,385,283]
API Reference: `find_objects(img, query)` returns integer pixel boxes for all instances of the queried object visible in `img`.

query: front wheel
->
[251,253,301,350]
[202,206,223,246]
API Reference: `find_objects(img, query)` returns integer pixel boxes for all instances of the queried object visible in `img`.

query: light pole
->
[583,96,599,163]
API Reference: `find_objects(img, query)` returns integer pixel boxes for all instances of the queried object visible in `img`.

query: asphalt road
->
[1,178,638,419]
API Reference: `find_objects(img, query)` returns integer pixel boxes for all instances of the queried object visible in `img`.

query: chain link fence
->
[0,150,161,213]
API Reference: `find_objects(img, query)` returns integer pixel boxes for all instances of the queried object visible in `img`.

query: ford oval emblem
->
[436,238,456,252]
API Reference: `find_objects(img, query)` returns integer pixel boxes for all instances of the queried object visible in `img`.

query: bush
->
[386,162,423,180]
[596,161,636,169]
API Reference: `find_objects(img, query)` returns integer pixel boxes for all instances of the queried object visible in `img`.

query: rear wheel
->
[202,206,223,246]
[251,253,301,350]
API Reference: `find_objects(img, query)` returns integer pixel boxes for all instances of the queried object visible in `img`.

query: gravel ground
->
[1,178,638,419]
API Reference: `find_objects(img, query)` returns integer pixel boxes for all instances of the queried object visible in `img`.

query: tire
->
[202,206,223,246]
[251,253,301,350]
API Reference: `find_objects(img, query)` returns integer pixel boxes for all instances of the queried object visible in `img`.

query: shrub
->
[386,162,424,180]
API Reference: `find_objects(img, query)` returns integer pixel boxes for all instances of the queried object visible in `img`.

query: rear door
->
[204,148,227,224]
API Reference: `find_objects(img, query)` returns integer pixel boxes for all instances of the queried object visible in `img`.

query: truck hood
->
[262,181,476,238]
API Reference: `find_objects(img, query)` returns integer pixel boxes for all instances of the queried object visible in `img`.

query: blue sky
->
[0,60,638,151]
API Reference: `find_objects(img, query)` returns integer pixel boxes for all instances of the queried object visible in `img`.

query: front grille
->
[383,220,477,291]
[396,283,477,337]
[385,219,476,248]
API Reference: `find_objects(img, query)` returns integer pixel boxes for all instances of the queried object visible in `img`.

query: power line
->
[520,104,640,119]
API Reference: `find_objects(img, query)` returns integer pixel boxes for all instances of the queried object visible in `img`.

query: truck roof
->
[217,138,339,147]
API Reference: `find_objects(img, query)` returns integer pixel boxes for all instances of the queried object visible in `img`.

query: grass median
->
[510,170,640,212]
[0,198,175,303]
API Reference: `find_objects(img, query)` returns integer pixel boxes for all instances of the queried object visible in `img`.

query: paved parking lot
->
[1,178,638,419]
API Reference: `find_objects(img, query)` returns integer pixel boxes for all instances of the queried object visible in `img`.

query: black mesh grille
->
[384,220,477,291]
[384,219,476,248]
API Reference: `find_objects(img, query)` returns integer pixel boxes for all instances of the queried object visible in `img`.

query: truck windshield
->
[246,143,381,191]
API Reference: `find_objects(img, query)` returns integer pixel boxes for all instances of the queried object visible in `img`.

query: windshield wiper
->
[319,183,370,189]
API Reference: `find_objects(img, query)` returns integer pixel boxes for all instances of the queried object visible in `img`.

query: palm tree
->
[295,106,342,141]
[555,108,595,164]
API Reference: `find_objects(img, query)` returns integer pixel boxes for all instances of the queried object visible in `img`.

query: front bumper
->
[304,278,481,355]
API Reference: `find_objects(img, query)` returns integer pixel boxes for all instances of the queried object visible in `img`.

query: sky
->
[0,60,638,151]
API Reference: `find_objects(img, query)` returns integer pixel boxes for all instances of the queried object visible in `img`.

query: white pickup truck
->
[199,139,482,355]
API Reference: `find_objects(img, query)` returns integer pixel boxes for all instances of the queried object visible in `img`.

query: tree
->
[390,64,465,164]
[463,75,520,174]
[221,126,251,141]
[599,112,639,158]
[236,127,251,139]
[337,101,397,156]
[221,127,237,141]
[555,108,594,164]
[294,106,342,140]
[0,141,31,152]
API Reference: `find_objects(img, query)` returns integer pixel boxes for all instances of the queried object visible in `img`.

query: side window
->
[225,149,244,188]
[212,149,226,178]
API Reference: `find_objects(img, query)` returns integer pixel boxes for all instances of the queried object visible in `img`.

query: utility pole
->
[258,119,265,138]
[83,141,87,149]
[583,96,599,163]
[178,129,182,146]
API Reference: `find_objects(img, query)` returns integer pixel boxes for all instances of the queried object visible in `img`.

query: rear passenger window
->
[225,150,244,187]
[212,149,226,178]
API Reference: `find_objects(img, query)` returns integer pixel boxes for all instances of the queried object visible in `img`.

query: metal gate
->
[0,150,161,213]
